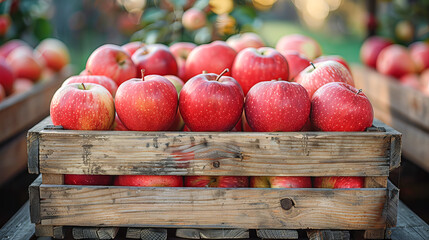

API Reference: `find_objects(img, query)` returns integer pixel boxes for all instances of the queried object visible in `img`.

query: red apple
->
[360,36,392,68]
[182,8,206,31]
[250,176,312,188]
[245,80,310,132]
[0,39,29,58]
[281,51,311,81]
[86,44,137,86]
[0,14,11,36]
[313,55,351,73]
[275,34,322,60]
[132,44,178,77]
[164,75,185,131]
[231,47,289,96]
[115,73,178,131]
[122,41,145,56]
[114,175,183,187]
[226,32,265,52]
[65,175,113,185]
[410,41,429,73]
[111,113,129,131]
[376,44,416,79]
[35,38,70,72]
[80,69,90,76]
[184,176,248,188]
[169,42,196,81]
[62,75,118,97]
[300,118,312,131]
[6,46,44,82]
[179,69,244,131]
[311,82,373,132]
[185,41,236,81]
[50,83,115,130]
[399,74,420,90]
[313,177,364,189]
[0,58,15,95]
[11,78,33,96]
[295,60,354,98]
[0,84,5,102]
[242,111,253,132]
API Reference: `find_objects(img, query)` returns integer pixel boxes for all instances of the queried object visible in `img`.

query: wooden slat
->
[256,229,298,239]
[72,227,118,239]
[0,70,69,144]
[364,176,387,188]
[127,228,168,240]
[27,117,52,174]
[175,228,249,239]
[35,224,64,238]
[390,201,429,239]
[352,64,429,131]
[29,175,42,224]
[38,185,387,230]
[0,201,35,240]
[35,126,395,176]
[307,230,350,240]
[0,131,27,186]
[42,174,64,184]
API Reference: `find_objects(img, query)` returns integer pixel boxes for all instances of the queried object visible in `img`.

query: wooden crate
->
[27,117,401,239]
[0,69,71,186]
[352,64,429,172]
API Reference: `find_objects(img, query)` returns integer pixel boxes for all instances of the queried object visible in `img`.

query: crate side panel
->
[38,131,391,176]
[39,186,387,230]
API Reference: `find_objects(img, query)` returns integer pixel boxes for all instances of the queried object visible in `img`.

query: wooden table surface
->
[1,200,428,240]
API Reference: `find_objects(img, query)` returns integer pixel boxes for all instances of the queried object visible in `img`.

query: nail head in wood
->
[213,161,220,168]
[280,198,294,210]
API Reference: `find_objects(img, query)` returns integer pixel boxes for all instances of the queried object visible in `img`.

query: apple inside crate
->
[28,117,401,239]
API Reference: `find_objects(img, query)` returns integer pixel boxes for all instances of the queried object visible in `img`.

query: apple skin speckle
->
[310,82,374,132]
[244,80,310,132]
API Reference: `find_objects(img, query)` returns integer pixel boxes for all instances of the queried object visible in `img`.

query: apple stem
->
[202,70,208,74]
[118,60,126,65]
[310,62,316,70]
[81,83,86,90]
[216,68,229,81]
[205,178,217,187]
[356,89,362,95]
[141,69,145,80]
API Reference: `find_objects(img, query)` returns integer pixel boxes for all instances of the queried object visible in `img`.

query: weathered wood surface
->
[175,228,249,239]
[28,118,400,177]
[307,230,350,240]
[27,117,53,174]
[37,185,387,230]
[374,104,429,172]
[0,131,27,186]
[0,70,69,144]
[352,64,429,131]
[72,227,118,239]
[29,175,42,224]
[0,201,34,240]
[127,228,168,240]
[256,229,298,239]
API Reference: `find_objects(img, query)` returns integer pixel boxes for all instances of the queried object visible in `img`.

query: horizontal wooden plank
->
[36,125,394,176]
[0,69,71,144]
[352,64,429,131]
[38,185,388,230]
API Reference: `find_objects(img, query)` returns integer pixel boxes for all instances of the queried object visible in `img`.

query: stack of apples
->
[360,36,429,95]
[0,38,70,103]
[51,33,371,189]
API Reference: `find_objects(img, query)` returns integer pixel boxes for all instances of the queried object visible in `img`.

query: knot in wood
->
[280,198,294,210]
[213,161,220,168]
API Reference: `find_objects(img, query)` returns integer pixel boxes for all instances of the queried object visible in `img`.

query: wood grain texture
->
[0,201,35,240]
[127,228,167,240]
[42,174,64,184]
[390,201,429,239]
[0,70,70,144]
[35,224,64,238]
[29,175,42,224]
[256,229,298,239]
[38,185,388,230]
[72,227,118,239]
[35,123,395,176]
[307,230,350,240]
[373,105,429,172]
[352,64,429,131]
[175,228,249,239]
[0,131,28,186]
[27,117,52,174]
